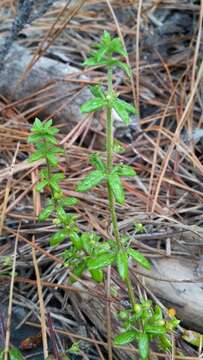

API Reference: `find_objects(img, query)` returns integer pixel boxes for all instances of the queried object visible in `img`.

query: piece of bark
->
[0,38,100,132]
[140,257,203,332]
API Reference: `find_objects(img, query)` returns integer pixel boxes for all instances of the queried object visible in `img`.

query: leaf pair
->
[86,247,151,281]
[114,330,149,360]
[81,85,137,125]
[76,167,125,204]
[77,157,136,205]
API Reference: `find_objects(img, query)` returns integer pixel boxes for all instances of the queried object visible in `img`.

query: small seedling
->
[68,341,80,354]
[134,222,147,234]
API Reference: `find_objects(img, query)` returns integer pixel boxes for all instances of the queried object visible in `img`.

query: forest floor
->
[0,1,203,359]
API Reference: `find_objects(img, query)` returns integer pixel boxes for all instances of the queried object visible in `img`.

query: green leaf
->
[28,150,44,162]
[108,173,125,204]
[50,229,68,246]
[90,153,106,172]
[68,341,80,354]
[49,146,63,154]
[87,252,115,270]
[36,179,49,192]
[112,99,130,125]
[83,57,106,67]
[111,38,128,57]
[166,318,180,331]
[144,324,166,335]
[76,170,105,192]
[81,232,92,253]
[51,173,65,182]
[40,168,49,178]
[115,60,131,77]
[28,134,43,143]
[44,119,53,129]
[56,207,67,222]
[90,268,104,283]
[159,335,171,351]
[138,333,149,360]
[151,306,163,322]
[127,248,151,270]
[48,127,59,135]
[31,118,43,132]
[134,223,146,234]
[46,153,58,166]
[89,85,105,99]
[38,205,54,221]
[53,191,62,201]
[116,98,137,114]
[43,134,58,144]
[69,262,86,284]
[61,197,78,207]
[95,47,108,61]
[49,180,60,192]
[113,140,125,154]
[116,164,136,177]
[80,98,106,113]
[117,250,128,281]
[102,30,111,45]
[97,241,111,254]
[118,310,129,321]
[114,330,137,346]
[0,351,3,360]
[9,347,25,360]
[70,232,82,250]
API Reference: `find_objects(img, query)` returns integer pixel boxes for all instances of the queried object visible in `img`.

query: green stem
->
[106,66,120,249]
[44,141,62,218]
[106,63,137,311]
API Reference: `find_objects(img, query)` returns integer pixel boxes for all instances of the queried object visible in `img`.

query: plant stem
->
[106,63,136,310]
[106,66,120,250]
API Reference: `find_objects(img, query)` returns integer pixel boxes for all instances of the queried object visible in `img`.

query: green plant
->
[76,31,179,359]
[0,346,24,360]
[28,119,107,283]
[28,32,179,360]
[0,255,13,277]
